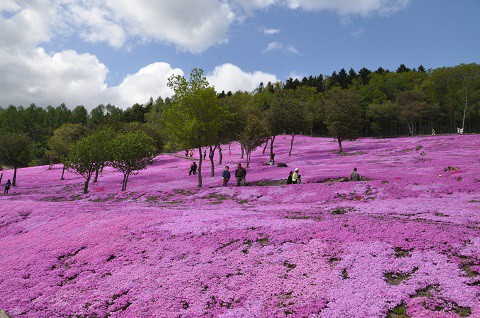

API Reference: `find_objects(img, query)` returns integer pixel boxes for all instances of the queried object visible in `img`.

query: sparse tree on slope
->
[110,131,156,191]
[66,129,114,194]
[0,133,33,186]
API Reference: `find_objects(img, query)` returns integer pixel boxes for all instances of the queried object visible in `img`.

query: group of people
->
[185,149,208,160]
[221,164,247,187]
[287,168,301,184]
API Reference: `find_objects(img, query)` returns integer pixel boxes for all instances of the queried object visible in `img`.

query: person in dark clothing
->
[350,167,361,181]
[222,166,231,187]
[235,163,247,186]
[189,162,197,175]
[287,171,293,184]
[185,150,189,157]
[4,179,11,194]
[203,149,207,160]
[269,153,275,165]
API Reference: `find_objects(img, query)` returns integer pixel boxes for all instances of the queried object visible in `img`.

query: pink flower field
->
[1,134,480,318]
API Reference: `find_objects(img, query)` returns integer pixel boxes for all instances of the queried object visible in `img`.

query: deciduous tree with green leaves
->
[66,129,114,193]
[45,123,88,180]
[163,68,227,188]
[110,131,156,191]
[324,88,362,153]
[0,133,33,186]
[239,115,268,167]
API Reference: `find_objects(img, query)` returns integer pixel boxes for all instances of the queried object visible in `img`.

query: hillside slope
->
[1,135,480,317]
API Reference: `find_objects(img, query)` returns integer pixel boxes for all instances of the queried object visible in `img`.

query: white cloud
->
[107,63,184,107]
[288,71,305,80]
[285,0,411,16]
[234,0,278,11]
[263,41,300,54]
[0,47,108,108]
[97,0,236,53]
[69,5,126,49]
[207,63,278,93]
[0,0,58,48]
[261,27,280,35]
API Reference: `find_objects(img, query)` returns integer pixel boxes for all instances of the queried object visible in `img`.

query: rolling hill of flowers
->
[1,134,480,318]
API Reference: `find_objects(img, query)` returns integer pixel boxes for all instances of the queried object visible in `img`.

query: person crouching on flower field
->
[349,167,361,181]
[222,166,231,187]
[292,168,301,184]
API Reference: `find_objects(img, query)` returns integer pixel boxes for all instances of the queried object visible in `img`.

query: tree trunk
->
[218,145,223,165]
[61,165,66,180]
[122,172,130,191]
[83,174,91,194]
[228,143,231,154]
[12,167,17,186]
[209,145,216,177]
[262,138,269,154]
[246,149,251,167]
[240,142,244,159]
[0,173,2,184]
[289,133,295,156]
[337,137,343,154]
[197,146,203,188]
[93,166,100,182]
[270,135,276,158]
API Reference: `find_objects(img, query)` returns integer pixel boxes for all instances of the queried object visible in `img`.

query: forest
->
[0,63,479,179]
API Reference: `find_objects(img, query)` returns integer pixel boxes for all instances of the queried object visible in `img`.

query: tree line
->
[1,63,479,190]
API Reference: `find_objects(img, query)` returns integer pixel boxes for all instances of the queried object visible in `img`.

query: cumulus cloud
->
[0,0,58,48]
[0,47,108,108]
[285,0,411,16]
[207,63,278,93]
[0,44,186,109]
[107,63,184,107]
[70,0,236,53]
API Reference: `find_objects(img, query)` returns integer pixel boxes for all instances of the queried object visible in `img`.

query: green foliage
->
[46,124,88,164]
[324,88,362,153]
[66,128,114,193]
[396,90,430,133]
[367,101,399,137]
[110,131,156,191]
[164,68,228,187]
[239,115,269,167]
[0,132,33,185]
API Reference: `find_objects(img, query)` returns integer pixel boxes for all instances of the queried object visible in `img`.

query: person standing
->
[235,163,247,186]
[189,149,194,158]
[222,166,231,187]
[4,179,11,194]
[203,149,207,160]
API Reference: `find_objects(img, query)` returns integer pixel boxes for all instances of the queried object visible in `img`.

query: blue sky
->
[0,0,479,109]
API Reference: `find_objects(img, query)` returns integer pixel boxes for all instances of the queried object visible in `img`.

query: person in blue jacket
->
[222,166,231,187]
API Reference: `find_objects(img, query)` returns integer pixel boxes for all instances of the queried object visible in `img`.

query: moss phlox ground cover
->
[1,135,479,317]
